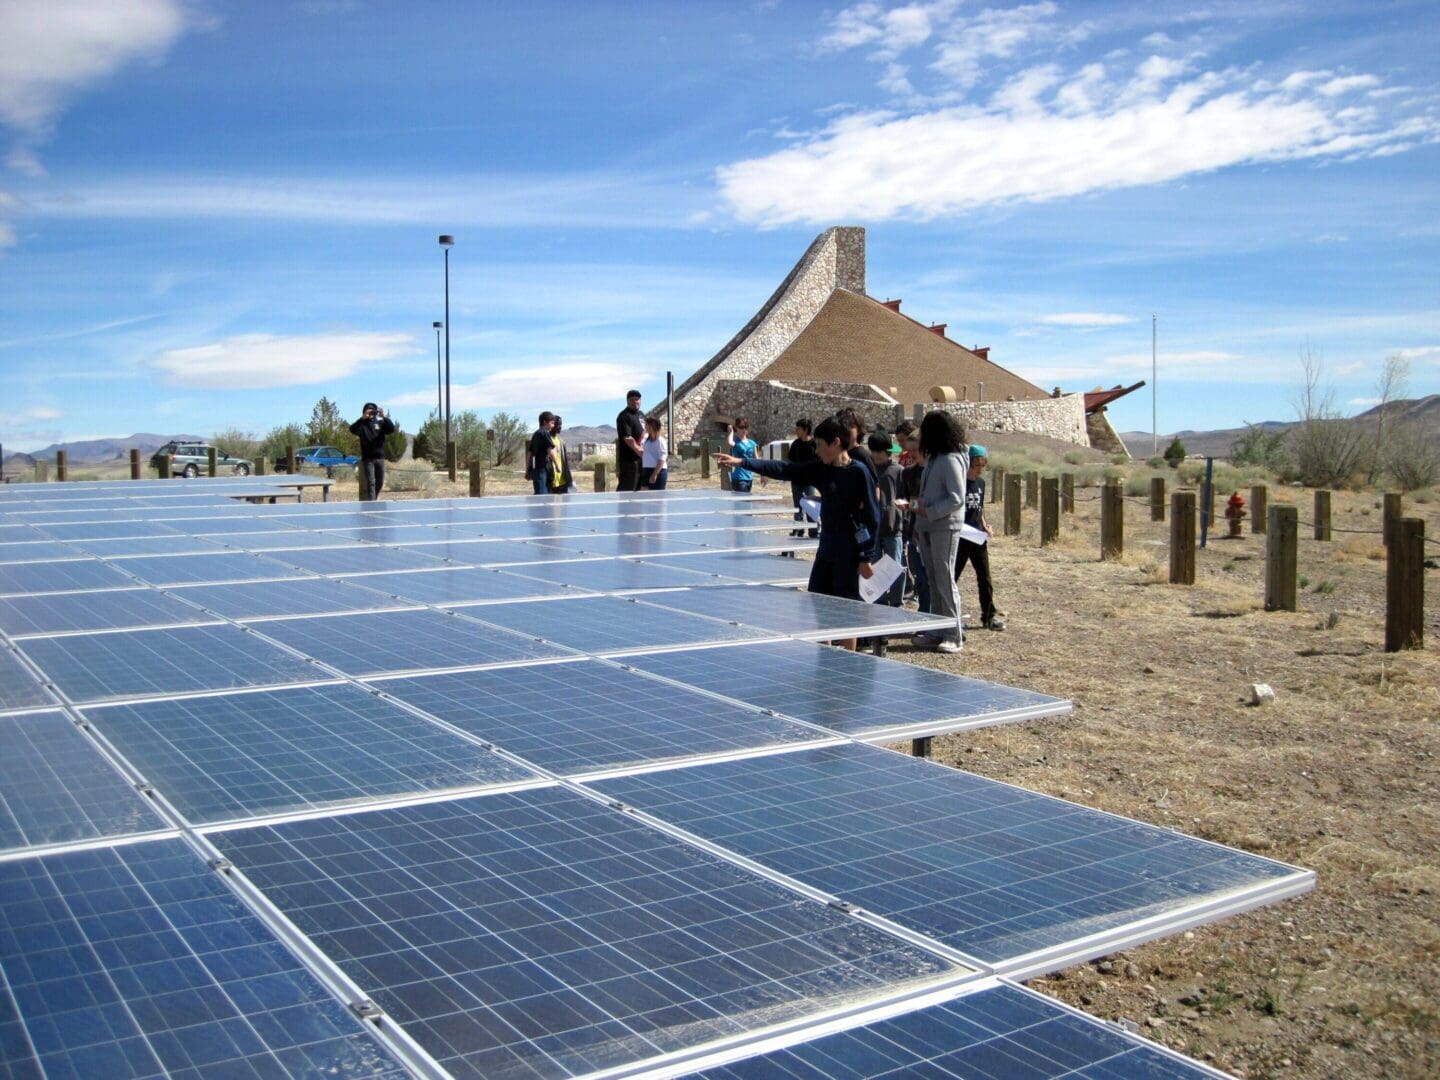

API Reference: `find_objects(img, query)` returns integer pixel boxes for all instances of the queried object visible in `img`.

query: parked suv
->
[149,442,252,478]
[273,445,359,475]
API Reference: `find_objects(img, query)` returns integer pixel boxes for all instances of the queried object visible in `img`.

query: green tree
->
[383,425,408,463]
[415,409,446,467]
[259,422,307,466]
[211,427,260,462]
[1163,437,1187,468]
[488,411,526,466]
[452,410,488,469]
[306,396,359,455]
[1230,423,1290,474]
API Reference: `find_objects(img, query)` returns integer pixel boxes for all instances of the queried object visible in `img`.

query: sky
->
[1,0,1437,453]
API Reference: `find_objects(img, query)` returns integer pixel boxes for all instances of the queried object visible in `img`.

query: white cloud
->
[0,0,190,133]
[392,361,656,410]
[5,143,44,176]
[1038,312,1136,327]
[932,2,1059,88]
[19,405,60,421]
[152,332,417,389]
[1393,345,1440,364]
[1347,396,1382,407]
[718,52,1436,225]
[1318,74,1381,97]
[820,2,959,61]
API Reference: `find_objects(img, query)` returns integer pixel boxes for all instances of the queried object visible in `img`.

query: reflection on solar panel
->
[0,559,134,596]
[37,521,177,541]
[449,518,570,540]
[0,712,165,852]
[210,787,960,1079]
[694,980,1219,1079]
[495,557,726,593]
[339,566,575,605]
[173,577,411,619]
[593,743,1312,973]
[0,541,88,564]
[18,624,322,703]
[0,588,215,637]
[211,530,352,551]
[70,535,227,557]
[640,583,956,639]
[267,545,449,576]
[0,648,53,709]
[533,533,709,558]
[375,660,824,775]
[0,840,404,1077]
[632,551,810,585]
[460,594,763,654]
[110,551,306,586]
[623,639,1069,740]
[254,608,571,676]
[86,683,537,824]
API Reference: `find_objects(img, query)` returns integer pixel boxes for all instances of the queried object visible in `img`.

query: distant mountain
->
[3,433,203,465]
[559,425,617,444]
[1120,395,1439,459]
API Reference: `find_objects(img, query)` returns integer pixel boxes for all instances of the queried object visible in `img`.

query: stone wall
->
[658,227,866,441]
[1085,409,1129,456]
[936,393,1090,447]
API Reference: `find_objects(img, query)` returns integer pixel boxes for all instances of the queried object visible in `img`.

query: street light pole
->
[438,235,454,447]
[432,320,443,420]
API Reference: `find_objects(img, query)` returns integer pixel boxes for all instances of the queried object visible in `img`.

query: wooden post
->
[1150,476,1165,521]
[1004,474,1022,536]
[913,404,924,425]
[1383,492,1402,547]
[700,442,711,480]
[156,454,171,479]
[1170,491,1196,584]
[129,448,141,479]
[469,460,484,498]
[55,450,68,481]
[1313,490,1332,541]
[593,462,607,492]
[1061,473,1075,514]
[35,460,49,482]
[1385,517,1424,652]
[1251,484,1267,534]
[1025,471,1039,509]
[445,440,457,482]
[1040,477,1059,545]
[1265,505,1298,611]
[207,446,218,477]
[1100,482,1124,560]
[285,445,297,475]
[991,467,1004,503]
[254,456,266,477]
[911,736,932,759]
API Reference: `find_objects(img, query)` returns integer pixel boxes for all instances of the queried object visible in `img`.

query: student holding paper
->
[954,445,1004,631]
[866,432,905,608]
[716,417,880,650]
[911,411,969,654]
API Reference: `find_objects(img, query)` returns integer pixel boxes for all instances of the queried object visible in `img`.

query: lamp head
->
[432,321,442,329]
[438,234,454,247]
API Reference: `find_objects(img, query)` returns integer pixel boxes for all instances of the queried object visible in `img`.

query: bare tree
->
[1290,345,1370,488]
[1367,354,1409,483]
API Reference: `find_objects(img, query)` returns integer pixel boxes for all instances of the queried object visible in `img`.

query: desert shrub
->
[1063,449,1087,465]
[1177,461,1206,485]
[384,465,434,493]
[1292,416,1370,488]
[1110,454,1129,466]
[1383,421,1439,491]
[1231,423,1290,474]
[1146,456,1166,469]
[212,427,261,462]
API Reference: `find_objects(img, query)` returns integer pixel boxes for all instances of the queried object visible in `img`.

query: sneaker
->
[936,639,961,654]
[984,616,1006,631]
[911,631,941,648]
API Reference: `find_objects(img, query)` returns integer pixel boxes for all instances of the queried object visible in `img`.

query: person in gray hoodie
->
[911,411,969,653]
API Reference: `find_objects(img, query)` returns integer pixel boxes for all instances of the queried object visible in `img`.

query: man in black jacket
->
[349,403,396,501]
[616,390,645,492]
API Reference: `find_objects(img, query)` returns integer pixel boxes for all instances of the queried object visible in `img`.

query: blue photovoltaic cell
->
[170,517,307,535]
[532,534,709,559]
[18,624,323,704]
[446,519,570,540]
[695,982,1216,1079]
[69,535,226,558]
[211,787,958,1080]
[36,522,178,541]
[460,595,761,654]
[0,840,406,1078]
[0,526,44,542]
[640,584,953,639]
[0,649,53,710]
[622,640,1067,740]
[172,577,411,619]
[0,542,90,564]
[374,660,822,775]
[0,712,164,852]
[372,538,508,563]
[311,524,442,543]
[0,589,215,637]
[0,560,135,596]
[108,551,305,586]
[593,744,1308,969]
[266,545,451,576]
[340,566,575,605]
[632,552,810,585]
[495,558,726,594]
[85,682,536,823]
[253,608,571,676]
[213,530,352,551]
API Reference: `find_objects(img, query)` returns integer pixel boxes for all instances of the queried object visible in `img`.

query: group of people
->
[523,412,579,495]
[716,407,1002,654]
[526,389,671,495]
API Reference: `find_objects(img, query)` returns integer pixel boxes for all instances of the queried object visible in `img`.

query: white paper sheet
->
[960,523,989,545]
[799,497,822,523]
[858,553,904,603]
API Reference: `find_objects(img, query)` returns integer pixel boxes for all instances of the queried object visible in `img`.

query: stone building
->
[657,226,1129,452]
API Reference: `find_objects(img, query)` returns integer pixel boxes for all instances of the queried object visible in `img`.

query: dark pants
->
[617,459,642,492]
[955,538,996,623]
[730,477,753,493]
[906,536,930,612]
[645,468,668,491]
[361,458,385,501]
[532,466,551,495]
[808,546,860,600]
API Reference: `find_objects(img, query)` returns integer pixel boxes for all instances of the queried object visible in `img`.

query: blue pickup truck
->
[273,445,359,474]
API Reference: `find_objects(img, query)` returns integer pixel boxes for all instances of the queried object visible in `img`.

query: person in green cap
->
[954,444,1005,630]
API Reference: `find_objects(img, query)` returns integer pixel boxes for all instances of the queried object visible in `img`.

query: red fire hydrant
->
[1225,491,1246,538]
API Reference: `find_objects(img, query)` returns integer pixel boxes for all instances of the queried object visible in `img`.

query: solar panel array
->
[0,480,1309,1078]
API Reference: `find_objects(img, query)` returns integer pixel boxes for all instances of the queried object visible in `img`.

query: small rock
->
[1182,1009,1200,1021]
[1097,960,1115,975]
[1251,683,1277,706]
[1146,1017,1165,1028]
[1142,665,1155,674]
[1125,963,1141,979]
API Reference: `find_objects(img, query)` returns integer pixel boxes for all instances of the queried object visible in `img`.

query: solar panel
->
[373,660,826,776]
[109,551,307,586]
[592,743,1313,974]
[639,584,957,639]
[311,524,443,543]
[0,647,54,710]
[692,980,1221,1079]
[0,839,406,1077]
[495,557,728,594]
[447,518,571,540]
[632,551,810,585]
[0,589,216,637]
[0,559,135,596]
[17,624,323,704]
[623,640,1070,741]
[168,516,308,536]
[208,786,962,1079]
[36,521,178,541]
[265,545,451,576]
[529,533,710,559]
[337,566,577,605]
[171,577,412,620]
[0,712,166,852]
[0,541,90,564]
[253,609,572,676]
[70,535,228,557]
[210,529,353,551]
[84,683,538,824]
[458,595,765,655]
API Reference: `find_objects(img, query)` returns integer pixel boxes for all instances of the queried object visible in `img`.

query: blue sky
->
[1,0,1437,452]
